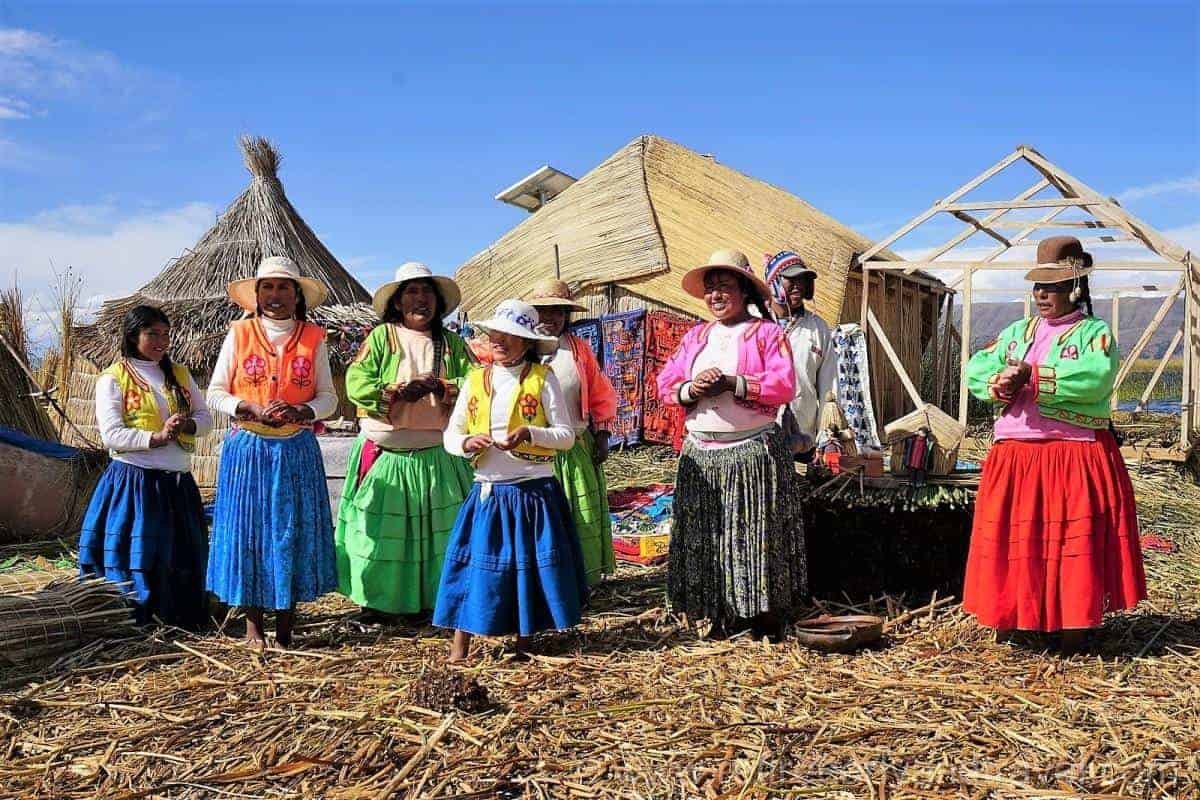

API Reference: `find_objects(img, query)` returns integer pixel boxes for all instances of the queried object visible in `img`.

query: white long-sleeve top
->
[784,310,836,438]
[206,316,338,421]
[95,357,214,472]
[443,363,575,484]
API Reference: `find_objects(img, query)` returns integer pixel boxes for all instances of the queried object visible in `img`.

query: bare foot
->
[449,630,472,662]
[275,610,295,649]
[245,635,267,654]
[245,608,267,652]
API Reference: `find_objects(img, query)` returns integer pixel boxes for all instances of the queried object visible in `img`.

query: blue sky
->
[1,2,1196,326]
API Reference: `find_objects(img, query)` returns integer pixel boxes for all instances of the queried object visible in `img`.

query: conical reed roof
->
[77,136,373,370]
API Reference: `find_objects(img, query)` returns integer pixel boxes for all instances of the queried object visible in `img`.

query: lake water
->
[1115,399,1181,414]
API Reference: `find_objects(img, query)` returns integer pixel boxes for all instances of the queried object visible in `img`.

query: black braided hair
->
[1076,275,1094,317]
[120,305,190,413]
[734,273,772,320]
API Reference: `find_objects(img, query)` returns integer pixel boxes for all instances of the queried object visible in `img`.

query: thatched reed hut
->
[454,134,951,426]
[63,136,376,488]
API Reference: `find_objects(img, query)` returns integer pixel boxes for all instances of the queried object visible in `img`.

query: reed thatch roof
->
[75,136,373,371]
[454,135,921,322]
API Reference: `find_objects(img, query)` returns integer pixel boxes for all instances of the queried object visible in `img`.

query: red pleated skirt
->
[963,431,1147,631]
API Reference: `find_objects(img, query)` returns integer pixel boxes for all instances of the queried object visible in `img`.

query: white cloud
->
[1,201,216,345]
[1117,175,1200,203]
[0,27,132,100]
[0,95,32,119]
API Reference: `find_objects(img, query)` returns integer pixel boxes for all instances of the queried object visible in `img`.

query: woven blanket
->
[609,483,674,566]
[830,324,882,450]
[642,311,695,448]
[569,318,604,365]
[601,310,646,446]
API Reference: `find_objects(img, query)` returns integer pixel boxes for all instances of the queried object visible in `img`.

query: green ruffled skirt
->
[335,438,473,614]
[554,429,615,586]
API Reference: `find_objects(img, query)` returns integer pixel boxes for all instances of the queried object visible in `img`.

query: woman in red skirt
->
[963,236,1146,653]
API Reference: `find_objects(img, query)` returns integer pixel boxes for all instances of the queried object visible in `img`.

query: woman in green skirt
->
[336,262,474,623]
[526,279,619,586]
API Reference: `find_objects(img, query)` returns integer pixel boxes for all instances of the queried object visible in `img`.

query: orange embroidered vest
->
[230,318,325,436]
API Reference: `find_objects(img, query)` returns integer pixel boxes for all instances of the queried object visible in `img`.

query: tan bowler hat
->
[371,261,462,318]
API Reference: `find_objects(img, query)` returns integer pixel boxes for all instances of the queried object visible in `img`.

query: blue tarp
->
[0,425,81,460]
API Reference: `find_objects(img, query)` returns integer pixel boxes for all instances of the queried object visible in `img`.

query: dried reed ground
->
[1,449,1198,799]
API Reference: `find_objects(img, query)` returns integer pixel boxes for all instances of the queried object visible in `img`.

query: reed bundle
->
[0,286,58,441]
[0,577,136,665]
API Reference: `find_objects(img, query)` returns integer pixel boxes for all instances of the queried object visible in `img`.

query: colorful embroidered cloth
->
[830,324,882,450]
[569,318,604,365]
[601,310,646,446]
[609,483,674,566]
[642,311,696,448]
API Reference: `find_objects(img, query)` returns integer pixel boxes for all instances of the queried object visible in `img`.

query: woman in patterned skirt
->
[656,249,805,639]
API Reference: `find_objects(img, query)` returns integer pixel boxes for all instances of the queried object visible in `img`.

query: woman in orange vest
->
[206,257,339,650]
[433,299,589,661]
[79,305,213,628]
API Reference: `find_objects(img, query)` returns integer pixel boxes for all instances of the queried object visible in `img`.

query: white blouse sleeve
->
[205,330,242,418]
[443,386,470,457]
[304,340,339,421]
[95,373,153,452]
[528,370,576,452]
[186,370,214,438]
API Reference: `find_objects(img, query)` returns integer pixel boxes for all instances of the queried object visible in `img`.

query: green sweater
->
[345,324,473,419]
[965,315,1118,429]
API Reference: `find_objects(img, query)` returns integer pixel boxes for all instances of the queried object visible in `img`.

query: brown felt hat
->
[1024,236,1095,283]
[524,278,586,312]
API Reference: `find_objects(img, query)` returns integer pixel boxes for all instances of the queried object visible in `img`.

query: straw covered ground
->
[1,450,1199,799]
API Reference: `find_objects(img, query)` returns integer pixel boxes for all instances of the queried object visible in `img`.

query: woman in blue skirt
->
[80,305,213,628]
[435,299,589,661]
[206,256,339,650]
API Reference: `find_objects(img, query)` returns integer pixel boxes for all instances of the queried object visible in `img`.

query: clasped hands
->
[464,426,531,455]
[150,412,196,447]
[690,367,735,398]
[235,400,314,428]
[994,359,1033,397]
[382,373,445,405]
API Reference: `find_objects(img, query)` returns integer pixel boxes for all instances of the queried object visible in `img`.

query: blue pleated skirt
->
[433,477,588,637]
[79,460,209,628]
[206,428,337,609]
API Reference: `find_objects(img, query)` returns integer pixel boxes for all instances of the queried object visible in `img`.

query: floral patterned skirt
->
[667,425,808,624]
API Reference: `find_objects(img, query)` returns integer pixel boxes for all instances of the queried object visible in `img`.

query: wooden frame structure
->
[856,145,1197,454]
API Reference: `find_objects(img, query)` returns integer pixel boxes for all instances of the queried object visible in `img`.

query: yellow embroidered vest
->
[464,363,556,462]
[103,359,197,453]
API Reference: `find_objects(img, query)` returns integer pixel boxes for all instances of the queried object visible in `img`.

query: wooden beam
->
[1019,146,1192,265]
[866,307,923,407]
[1184,255,1197,448]
[1112,279,1183,392]
[959,266,974,424]
[934,293,955,409]
[971,285,1165,295]
[943,198,1106,212]
[1007,234,1138,245]
[1135,327,1183,412]
[857,148,1027,264]
[863,260,1185,272]
[986,220,1116,230]
[915,179,1049,270]
[947,209,1012,247]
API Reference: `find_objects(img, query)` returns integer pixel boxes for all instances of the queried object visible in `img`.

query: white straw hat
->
[474,299,557,343]
[227,256,329,313]
[371,262,463,318]
[681,248,772,300]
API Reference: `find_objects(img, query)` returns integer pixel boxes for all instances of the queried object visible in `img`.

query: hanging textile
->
[829,323,882,450]
[600,309,646,446]
[642,311,696,447]
[568,318,604,366]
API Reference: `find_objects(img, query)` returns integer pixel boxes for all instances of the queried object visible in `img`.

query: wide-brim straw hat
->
[1024,236,1095,283]
[371,262,462,318]
[474,299,557,343]
[524,278,586,312]
[681,249,772,301]
[227,256,329,313]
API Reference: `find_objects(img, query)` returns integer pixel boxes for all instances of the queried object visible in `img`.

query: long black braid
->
[735,274,772,320]
[121,305,190,413]
[1075,275,1094,317]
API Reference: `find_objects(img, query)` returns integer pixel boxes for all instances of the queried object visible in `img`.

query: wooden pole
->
[1112,279,1183,392]
[1136,327,1183,412]
[553,244,561,279]
[934,292,955,410]
[942,197,1106,212]
[959,266,974,425]
[866,308,923,408]
[1185,256,1196,448]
